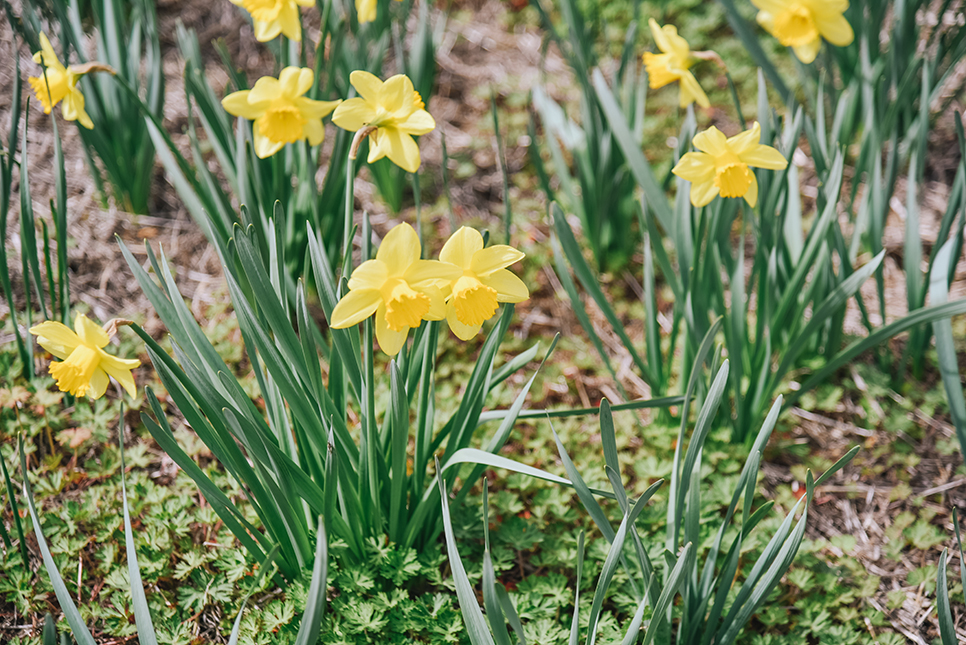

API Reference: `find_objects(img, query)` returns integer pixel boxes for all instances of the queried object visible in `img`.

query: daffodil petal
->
[38,33,63,71]
[74,314,109,348]
[744,172,759,208]
[253,123,285,158]
[277,1,302,41]
[297,96,340,120]
[348,260,388,290]
[792,39,821,64]
[482,269,529,303]
[740,144,788,170]
[248,76,282,104]
[303,118,324,146]
[30,321,80,359]
[405,259,461,286]
[381,128,421,173]
[349,70,384,104]
[423,285,447,321]
[396,109,435,136]
[332,98,377,132]
[98,356,139,398]
[280,67,313,98]
[692,126,729,156]
[381,75,412,112]
[689,179,720,208]
[678,72,709,109]
[367,129,390,163]
[330,288,382,328]
[672,151,715,184]
[470,245,525,277]
[815,11,853,46]
[649,18,672,53]
[375,304,409,356]
[88,369,110,399]
[223,90,262,120]
[253,18,283,42]
[439,227,484,268]
[376,223,421,276]
[445,304,483,341]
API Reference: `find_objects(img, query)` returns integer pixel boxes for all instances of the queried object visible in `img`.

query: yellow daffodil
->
[332,71,435,173]
[672,122,788,208]
[29,33,94,129]
[751,0,854,64]
[330,223,460,356]
[642,19,710,109]
[439,227,529,340]
[356,0,376,23]
[222,67,340,159]
[29,314,140,399]
[230,0,313,41]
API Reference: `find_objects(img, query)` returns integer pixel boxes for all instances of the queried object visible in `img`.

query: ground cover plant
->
[1,0,965,643]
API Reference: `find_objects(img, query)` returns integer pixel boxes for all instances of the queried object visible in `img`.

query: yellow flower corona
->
[439,227,529,340]
[330,223,461,356]
[29,33,94,129]
[229,0,313,41]
[672,122,788,208]
[642,19,710,109]
[332,71,436,173]
[751,0,854,64]
[29,314,140,399]
[222,67,340,159]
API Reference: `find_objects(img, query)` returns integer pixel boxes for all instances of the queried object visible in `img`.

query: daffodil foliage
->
[120,215,546,578]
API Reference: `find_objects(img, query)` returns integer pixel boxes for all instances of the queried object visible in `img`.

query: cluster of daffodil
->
[643,2,853,111]
[228,0,389,40]
[222,69,434,172]
[330,223,528,355]
[643,0,854,209]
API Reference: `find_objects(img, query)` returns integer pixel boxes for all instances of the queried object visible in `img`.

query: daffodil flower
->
[230,0,313,42]
[330,223,460,356]
[672,122,788,208]
[222,67,340,159]
[751,0,854,64]
[29,314,140,399]
[438,227,529,340]
[642,19,712,109]
[29,33,95,129]
[332,71,435,173]
[356,0,377,23]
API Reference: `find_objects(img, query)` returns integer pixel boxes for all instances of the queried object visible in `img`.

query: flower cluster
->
[222,69,435,171]
[330,224,529,355]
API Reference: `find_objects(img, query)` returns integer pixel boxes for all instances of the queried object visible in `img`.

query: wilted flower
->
[439,227,529,340]
[751,0,854,64]
[30,314,140,399]
[672,122,788,208]
[330,223,460,356]
[222,67,340,159]
[29,33,98,129]
[332,71,435,173]
[642,19,711,109]
[230,0,313,42]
